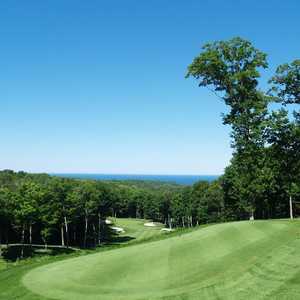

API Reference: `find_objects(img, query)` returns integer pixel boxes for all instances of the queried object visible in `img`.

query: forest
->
[0,170,222,250]
[1,37,300,252]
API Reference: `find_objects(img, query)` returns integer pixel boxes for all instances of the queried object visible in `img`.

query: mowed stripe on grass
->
[22,220,300,300]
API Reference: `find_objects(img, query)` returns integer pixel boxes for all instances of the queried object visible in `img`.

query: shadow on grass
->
[2,245,76,262]
[106,235,135,245]
[99,225,136,245]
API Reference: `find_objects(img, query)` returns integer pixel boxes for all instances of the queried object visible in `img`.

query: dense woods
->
[0,170,223,250]
[1,37,300,253]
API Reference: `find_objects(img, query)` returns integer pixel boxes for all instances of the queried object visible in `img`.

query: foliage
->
[0,170,223,255]
[187,37,300,220]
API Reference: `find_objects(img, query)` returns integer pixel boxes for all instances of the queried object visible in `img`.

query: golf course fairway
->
[22,220,300,300]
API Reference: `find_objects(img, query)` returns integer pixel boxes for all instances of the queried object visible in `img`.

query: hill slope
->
[21,220,300,300]
[110,217,164,243]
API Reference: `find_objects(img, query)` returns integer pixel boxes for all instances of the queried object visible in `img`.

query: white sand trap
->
[111,226,125,233]
[144,222,156,227]
[161,228,174,232]
[105,219,113,224]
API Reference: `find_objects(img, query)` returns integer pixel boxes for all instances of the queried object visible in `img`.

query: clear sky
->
[1,0,299,175]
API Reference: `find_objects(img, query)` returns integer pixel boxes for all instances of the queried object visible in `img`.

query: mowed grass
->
[0,218,166,300]
[111,217,164,243]
[19,220,300,300]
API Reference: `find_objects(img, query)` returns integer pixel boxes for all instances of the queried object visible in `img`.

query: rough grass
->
[0,258,6,271]
[2,220,300,300]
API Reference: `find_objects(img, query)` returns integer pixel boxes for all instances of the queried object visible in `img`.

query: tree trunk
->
[73,229,76,244]
[0,230,2,257]
[21,224,25,258]
[64,216,69,248]
[84,216,88,248]
[289,195,293,220]
[5,227,9,246]
[168,215,172,229]
[42,237,48,250]
[29,223,32,245]
[61,224,65,247]
[92,224,97,247]
[98,213,101,245]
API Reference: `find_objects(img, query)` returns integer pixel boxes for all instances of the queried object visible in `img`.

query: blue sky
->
[1,0,299,175]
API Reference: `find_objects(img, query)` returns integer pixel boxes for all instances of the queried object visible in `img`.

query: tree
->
[68,182,100,248]
[187,37,269,219]
[47,178,73,247]
[14,181,43,257]
[0,187,13,255]
[191,181,210,224]
[269,60,300,218]
[269,60,300,105]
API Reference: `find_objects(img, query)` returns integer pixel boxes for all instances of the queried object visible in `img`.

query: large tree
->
[68,182,101,248]
[268,60,300,218]
[187,37,269,219]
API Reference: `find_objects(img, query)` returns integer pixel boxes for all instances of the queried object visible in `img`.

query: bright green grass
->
[18,220,300,300]
[112,217,164,243]
[0,218,167,300]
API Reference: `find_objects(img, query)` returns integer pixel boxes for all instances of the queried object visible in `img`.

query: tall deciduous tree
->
[187,37,269,219]
[14,181,43,257]
[68,182,100,248]
[269,60,300,217]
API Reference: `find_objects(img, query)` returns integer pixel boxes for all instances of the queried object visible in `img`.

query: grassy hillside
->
[111,218,164,243]
[14,220,300,300]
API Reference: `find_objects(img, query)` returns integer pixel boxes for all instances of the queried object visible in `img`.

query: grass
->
[111,217,164,243]
[2,219,300,299]
[0,218,167,300]
[0,258,6,271]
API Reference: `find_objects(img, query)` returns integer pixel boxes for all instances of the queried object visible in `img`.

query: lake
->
[51,173,219,185]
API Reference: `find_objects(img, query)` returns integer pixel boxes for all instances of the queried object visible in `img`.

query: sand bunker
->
[111,226,125,233]
[144,222,156,227]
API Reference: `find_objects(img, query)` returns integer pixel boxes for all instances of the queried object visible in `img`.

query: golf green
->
[22,220,300,300]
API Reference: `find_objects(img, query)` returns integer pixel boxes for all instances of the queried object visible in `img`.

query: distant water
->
[51,174,219,185]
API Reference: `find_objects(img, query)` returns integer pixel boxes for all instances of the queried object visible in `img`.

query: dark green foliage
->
[0,170,225,258]
[269,60,300,105]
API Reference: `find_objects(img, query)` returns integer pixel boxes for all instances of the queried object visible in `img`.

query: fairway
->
[22,220,300,300]
[112,218,164,243]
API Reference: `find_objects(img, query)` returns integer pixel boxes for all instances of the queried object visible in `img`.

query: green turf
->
[19,220,300,300]
[111,217,164,243]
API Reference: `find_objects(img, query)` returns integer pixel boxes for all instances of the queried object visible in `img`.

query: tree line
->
[0,170,223,251]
